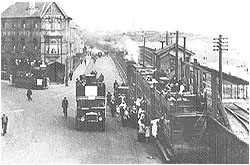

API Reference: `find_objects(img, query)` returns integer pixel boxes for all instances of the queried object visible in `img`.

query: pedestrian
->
[110,100,115,117]
[26,88,32,101]
[69,71,73,81]
[81,59,83,64]
[145,123,150,143]
[62,97,68,118]
[135,96,143,110]
[138,107,145,119]
[1,114,8,136]
[106,92,112,106]
[138,118,146,142]
[113,80,118,91]
[116,105,120,118]
[122,108,130,127]
[150,118,160,138]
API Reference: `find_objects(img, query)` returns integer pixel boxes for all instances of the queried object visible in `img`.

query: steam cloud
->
[114,35,139,63]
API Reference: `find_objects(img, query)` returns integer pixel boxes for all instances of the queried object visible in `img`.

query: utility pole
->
[143,36,146,66]
[213,34,228,98]
[182,37,186,81]
[166,31,169,46]
[169,31,180,80]
[175,31,179,80]
[65,56,69,86]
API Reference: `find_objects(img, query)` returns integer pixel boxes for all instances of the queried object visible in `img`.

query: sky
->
[1,0,250,58]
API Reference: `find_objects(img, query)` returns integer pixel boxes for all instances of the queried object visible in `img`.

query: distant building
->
[1,2,73,82]
[139,43,194,79]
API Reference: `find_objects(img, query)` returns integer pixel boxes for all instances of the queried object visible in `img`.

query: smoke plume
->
[115,35,139,63]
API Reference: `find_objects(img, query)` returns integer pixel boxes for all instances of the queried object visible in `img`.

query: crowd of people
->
[160,76,187,101]
[106,80,162,143]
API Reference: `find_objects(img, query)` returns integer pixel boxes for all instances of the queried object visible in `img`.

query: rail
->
[225,107,249,133]
[233,103,249,115]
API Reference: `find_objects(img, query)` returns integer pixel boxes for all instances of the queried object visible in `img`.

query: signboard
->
[85,86,97,97]
[37,79,43,85]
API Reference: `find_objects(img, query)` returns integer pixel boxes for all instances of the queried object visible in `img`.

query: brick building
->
[1,2,76,82]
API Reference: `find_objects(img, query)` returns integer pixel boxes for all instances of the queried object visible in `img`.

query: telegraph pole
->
[143,36,146,66]
[213,34,228,98]
[166,31,169,46]
[169,31,180,80]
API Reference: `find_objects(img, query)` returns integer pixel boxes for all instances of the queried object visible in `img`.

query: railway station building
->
[139,43,195,79]
[1,2,83,82]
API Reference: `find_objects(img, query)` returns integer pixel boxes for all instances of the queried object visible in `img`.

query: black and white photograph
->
[1,0,249,164]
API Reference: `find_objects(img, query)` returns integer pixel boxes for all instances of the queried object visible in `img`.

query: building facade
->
[1,2,75,82]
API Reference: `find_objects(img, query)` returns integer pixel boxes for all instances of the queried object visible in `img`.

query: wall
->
[207,116,249,163]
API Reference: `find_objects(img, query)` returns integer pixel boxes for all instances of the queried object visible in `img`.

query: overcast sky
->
[1,0,249,57]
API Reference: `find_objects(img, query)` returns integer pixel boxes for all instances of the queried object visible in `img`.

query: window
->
[45,21,52,29]
[21,38,25,51]
[12,22,16,29]
[12,37,15,51]
[1,37,6,51]
[54,19,61,30]
[21,20,26,28]
[33,38,38,50]
[34,22,38,29]
[1,58,7,71]
[49,39,58,54]
[2,19,6,29]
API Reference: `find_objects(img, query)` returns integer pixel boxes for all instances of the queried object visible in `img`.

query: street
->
[1,55,164,164]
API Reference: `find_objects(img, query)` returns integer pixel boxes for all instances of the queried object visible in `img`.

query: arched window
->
[21,38,25,51]
[50,39,58,54]
[33,38,38,50]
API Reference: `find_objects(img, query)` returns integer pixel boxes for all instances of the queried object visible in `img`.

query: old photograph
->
[1,0,249,164]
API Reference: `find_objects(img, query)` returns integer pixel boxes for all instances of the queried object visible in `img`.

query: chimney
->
[160,41,165,49]
[166,31,168,46]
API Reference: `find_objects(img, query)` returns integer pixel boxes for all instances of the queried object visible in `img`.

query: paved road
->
[1,54,164,164]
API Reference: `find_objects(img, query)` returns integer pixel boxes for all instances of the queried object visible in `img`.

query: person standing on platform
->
[138,117,146,142]
[145,123,150,143]
[151,118,160,138]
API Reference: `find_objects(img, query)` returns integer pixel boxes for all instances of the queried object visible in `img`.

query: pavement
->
[1,54,164,164]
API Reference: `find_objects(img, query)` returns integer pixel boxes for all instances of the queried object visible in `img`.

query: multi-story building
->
[1,2,75,82]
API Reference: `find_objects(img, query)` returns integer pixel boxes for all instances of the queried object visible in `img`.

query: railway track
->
[224,103,249,133]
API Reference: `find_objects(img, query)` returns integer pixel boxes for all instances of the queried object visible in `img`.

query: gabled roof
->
[139,46,156,56]
[155,43,195,57]
[1,2,71,19]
